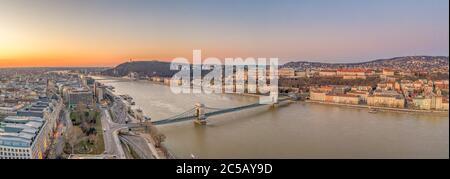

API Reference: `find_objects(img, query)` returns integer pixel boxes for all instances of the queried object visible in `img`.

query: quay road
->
[119,134,155,159]
[100,108,127,159]
[100,111,164,159]
[100,106,159,159]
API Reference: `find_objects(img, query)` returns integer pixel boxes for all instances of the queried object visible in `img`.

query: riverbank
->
[93,76,448,115]
[305,100,449,115]
[92,76,175,159]
[94,75,449,158]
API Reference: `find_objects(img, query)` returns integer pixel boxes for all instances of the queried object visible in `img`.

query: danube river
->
[101,78,448,159]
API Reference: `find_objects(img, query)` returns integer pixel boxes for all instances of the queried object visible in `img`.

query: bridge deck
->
[151,97,291,125]
[152,116,198,125]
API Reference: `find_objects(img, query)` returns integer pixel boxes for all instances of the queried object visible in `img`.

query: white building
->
[0,116,51,159]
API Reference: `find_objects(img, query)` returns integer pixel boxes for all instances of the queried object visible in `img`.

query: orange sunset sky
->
[0,0,448,68]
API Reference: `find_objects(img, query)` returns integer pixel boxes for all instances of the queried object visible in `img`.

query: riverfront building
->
[309,86,361,105]
[310,90,327,101]
[412,94,446,110]
[367,94,405,108]
[325,94,360,105]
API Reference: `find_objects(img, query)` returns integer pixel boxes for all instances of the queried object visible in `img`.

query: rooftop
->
[0,101,49,148]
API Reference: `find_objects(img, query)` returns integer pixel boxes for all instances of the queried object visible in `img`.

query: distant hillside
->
[101,61,176,77]
[102,56,449,77]
[282,56,449,70]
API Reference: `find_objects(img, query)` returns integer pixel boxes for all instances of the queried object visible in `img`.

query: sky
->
[0,0,448,67]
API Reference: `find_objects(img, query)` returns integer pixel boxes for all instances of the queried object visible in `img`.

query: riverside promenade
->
[305,100,449,114]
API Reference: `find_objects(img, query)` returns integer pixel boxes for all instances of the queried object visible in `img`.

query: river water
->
[101,78,448,159]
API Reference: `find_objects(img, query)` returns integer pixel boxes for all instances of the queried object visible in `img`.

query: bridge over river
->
[148,97,292,125]
[96,77,294,126]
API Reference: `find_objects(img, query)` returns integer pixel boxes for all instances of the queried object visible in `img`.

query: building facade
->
[68,88,93,108]
[0,116,51,159]
[367,95,405,108]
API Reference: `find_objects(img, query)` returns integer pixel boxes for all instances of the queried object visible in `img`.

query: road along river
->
[100,78,448,159]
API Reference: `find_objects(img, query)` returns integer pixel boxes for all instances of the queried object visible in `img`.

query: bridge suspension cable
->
[151,108,197,125]
[151,97,293,125]
[163,108,196,120]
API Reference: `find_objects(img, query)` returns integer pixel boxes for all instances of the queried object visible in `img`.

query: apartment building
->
[367,94,405,108]
[0,116,51,159]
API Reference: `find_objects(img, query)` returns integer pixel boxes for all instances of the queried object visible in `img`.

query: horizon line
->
[1,55,448,69]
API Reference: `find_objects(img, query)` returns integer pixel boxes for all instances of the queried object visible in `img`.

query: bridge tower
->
[270,93,279,108]
[194,103,207,125]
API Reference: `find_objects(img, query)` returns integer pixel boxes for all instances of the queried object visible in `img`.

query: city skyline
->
[0,0,449,67]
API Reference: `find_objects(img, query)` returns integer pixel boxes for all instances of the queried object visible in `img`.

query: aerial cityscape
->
[0,0,448,161]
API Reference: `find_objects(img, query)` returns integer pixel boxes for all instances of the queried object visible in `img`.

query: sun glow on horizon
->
[0,0,448,67]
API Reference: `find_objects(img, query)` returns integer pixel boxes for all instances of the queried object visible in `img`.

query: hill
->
[102,56,449,77]
[101,61,176,77]
[282,56,449,70]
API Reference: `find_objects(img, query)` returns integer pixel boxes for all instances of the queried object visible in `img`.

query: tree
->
[65,126,83,154]
[147,124,166,147]
[153,133,166,148]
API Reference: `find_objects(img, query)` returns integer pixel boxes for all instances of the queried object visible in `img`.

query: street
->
[100,108,127,159]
